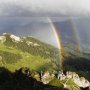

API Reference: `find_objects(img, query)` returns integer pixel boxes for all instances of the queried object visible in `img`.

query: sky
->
[0,0,90,48]
[0,17,59,47]
[0,0,90,17]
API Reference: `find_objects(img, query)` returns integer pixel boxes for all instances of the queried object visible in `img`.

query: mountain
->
[0,33,59,72]
[0,33,90,90]
[0,33,90,75]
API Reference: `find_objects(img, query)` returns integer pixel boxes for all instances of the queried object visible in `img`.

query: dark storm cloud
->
[0,0,90,17]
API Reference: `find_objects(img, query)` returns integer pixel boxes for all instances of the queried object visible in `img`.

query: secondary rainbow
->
[48,18,63,69]
[68,18,82,53]
[48,17,82,70]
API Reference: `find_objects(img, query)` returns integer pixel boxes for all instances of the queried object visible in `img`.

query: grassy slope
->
[0,43,53,72]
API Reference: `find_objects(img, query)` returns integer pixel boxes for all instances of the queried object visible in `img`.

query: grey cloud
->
[0,0,90,17]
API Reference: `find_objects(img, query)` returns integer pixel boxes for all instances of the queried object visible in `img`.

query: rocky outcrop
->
[58,71,90,89]
[0,36,6,43]
[41,71,55,84]
[26,41,33,45]
[26,41,40,47]
[34,43,40,47]
[10,34,21,42]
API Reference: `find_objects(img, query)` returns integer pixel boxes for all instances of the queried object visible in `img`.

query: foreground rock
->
[58,71,90,89]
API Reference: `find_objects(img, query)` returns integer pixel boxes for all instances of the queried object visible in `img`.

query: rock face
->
[26,41,40,47]
[0,36,6,43]
[41,71,54,84]
[73,77,90,88]
[34,70,90,88]
[26,41,33,45]
[58,71,66,80]
[34,43,40,47]
[10,35,21,42]
[58,71,90,88]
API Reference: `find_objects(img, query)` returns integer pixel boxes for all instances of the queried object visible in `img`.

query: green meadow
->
[0,43,54,72]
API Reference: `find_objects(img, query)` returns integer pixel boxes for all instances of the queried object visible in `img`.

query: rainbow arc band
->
[48,17,82,70]
[68,17,82,54]
[48,17,63,70]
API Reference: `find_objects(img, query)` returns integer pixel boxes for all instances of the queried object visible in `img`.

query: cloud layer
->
[0,0,90,17]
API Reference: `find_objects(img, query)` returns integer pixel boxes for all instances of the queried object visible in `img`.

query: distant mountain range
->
[54,20,76,44]
[54,20,90,53]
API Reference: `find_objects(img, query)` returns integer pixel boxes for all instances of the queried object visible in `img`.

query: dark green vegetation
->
[0,50,22,64]
[0,34,59,72]
[62,46,90,81]
[4,34,58,60]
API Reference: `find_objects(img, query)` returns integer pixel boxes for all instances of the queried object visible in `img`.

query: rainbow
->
[68,18,82,53]
[48,18,63,70]
[48,17,82,70]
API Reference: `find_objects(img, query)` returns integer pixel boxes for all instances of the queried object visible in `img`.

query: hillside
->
[0,33,90,76]
[0,33,59,72]
[0,33,90,90]
[60,44,90,81]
